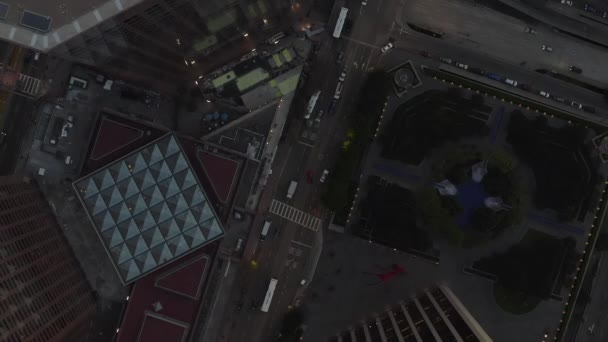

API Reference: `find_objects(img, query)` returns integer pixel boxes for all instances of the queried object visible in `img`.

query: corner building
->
[0,176,95,342]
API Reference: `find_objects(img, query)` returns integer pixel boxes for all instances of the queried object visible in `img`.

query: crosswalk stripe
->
[269,199,321,231]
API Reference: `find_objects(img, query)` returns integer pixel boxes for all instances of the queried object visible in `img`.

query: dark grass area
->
[354,176,433,252]
[380,89,489,165]
[507,111,596,220]
[475,229,574,301]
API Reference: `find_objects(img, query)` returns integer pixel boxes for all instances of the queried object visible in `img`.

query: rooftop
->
[0,0,144,51]
[116,244,216,342]
[73,133,225,284]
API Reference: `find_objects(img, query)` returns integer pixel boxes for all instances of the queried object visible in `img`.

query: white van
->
[260,221,271,240]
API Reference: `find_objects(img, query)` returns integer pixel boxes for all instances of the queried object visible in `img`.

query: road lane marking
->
[291,240,312,248]
[269,199,321,231]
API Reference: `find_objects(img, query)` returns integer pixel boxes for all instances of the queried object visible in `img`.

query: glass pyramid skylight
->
[74,134,224,284]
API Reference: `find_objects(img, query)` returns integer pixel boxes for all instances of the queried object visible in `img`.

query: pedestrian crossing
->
[269,199,322,232]
[17,74,41,96]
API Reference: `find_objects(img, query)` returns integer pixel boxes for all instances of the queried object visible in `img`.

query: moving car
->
[539,90,550,98]
[524,27,537,34]
[569,65,582,73]
[505,79,518,86]
[362,0,368,5]
[561,0,573,6]
[320,169,329,183]
[552,95,565,103]
[439,57,453,64]
[339,66,347,81]
[336,51,344,64]
[541,45,553,52]
[420,51,432,58]
[381,42,394,53]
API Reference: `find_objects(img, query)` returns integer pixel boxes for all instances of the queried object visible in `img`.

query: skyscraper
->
[331,285,493,342]
[0,176,95,342]
[0,0,288,87]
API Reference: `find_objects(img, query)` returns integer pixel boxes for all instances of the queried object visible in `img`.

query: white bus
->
[333,7,348,38]
[261,278,278,312]
[304,90,320,119]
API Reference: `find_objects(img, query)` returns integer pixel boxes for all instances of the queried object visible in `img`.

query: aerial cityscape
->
[1,0,608,341]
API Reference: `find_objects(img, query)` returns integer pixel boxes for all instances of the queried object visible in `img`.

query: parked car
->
[505,79,518,86]
[582,105,596,113]
[381,42,394,53]
[561,0,573,6]
[336,51,344,64]
[328,99,338,114]
[320,169,329,183]
[519,83,532,91]
[486,73,503,81]
[552,95,566,103]
[456,62,468,70]
[603,12,607,18]
[569,65,582,73]
[469,67,486,75]
[570,101,583,109]
[541,45,553,52]
[584,4,597,13]
[362,0,368,5]
[439,57,453,64]
[524,27,537,34]
[539,90,550,98]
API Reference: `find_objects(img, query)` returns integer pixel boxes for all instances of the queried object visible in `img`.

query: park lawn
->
[493,283,541,315]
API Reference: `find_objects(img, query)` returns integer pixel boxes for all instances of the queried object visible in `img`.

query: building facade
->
[331,285,492,342]
[0,176,95,342]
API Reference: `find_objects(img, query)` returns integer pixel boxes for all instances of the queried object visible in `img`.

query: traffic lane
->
[394,32,608,112]
[401,0,608,85]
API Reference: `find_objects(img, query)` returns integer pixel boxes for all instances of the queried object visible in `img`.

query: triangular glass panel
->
[125,235,148,257]
[148,144,163,165]
[93,170,115,191]
[139,148,152,165]
[102,228,124,248]
[77,179,99,199]
[118,259,141,282]
[93,211,115,232]
[116,177,139,200]
[141,227,164,249]
[199,218,213,239]
[149,202,172,226]
[148,160,172,182]
[165,153,188,174]
[191,203,214,223]
[124,194,147,216]
[166,235,189,256]
[174,210,197,231]
[112,244,133,265]
[133,251,157,273]
[109,161,131,183]
[117,219,140,241]
[125,152,147,174]
[157,177,180,199]
[132,169,155,192]
[165,193,188,216]
[164,136,180,157]
[183,227,205,247]
[181,184,204,207]
[100,186,123,208]
[208,220,223,238]
[149,243,173,265]
[141,185,163,207]
[108,202,132,225]
[133,210,156,232]
[85,193,107,215]
[158,218,180,240]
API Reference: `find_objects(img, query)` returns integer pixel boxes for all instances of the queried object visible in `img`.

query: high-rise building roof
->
[73,133,225,284]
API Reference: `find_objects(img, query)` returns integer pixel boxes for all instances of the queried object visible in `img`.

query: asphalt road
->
[399,0,608,87]
[215,0,399,340]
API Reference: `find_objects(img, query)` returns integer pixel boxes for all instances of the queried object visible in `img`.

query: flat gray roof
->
[0,0,143,51]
